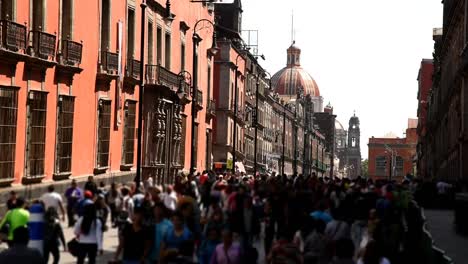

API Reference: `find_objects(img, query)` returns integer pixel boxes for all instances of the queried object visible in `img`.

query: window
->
[96,99,111,169]
[1,0,14,20]
[156,27,162,64]
[32,0,44,31]
[0,86,18,180]
[375,156,386,176]
[61,0,72,41]
[56,96,74,174]
[126,8,135,59]
[165,32,171,69]
[122,101,136,166]
[193,123,198,166]
[147,21,154,64]
[100,0,110,52]
[205,130,212,170]
[180,42,185,71]
[26,91,47,178]
[395,156,404,176]
[351,137,356,147]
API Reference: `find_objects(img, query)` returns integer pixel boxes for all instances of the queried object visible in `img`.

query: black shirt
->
[122,222,150,260]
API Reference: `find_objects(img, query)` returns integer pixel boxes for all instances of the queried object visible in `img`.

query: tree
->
[361,159,369,178]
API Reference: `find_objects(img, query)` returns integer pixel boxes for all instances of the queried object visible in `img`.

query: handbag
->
[67,238,80,257]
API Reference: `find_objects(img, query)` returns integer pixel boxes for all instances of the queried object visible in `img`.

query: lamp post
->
[135,0,147,189]
[253,75,260,174]
[281,104,286,175]
[191,19,218,176]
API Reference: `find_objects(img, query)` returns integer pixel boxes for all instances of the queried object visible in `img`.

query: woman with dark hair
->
[357,240,390,264]
[73,204,103,264]
[43,207,66,264]
[160,211,193,263]
[105,182,121,227]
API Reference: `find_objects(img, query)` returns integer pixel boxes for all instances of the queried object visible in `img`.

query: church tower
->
[346,113,361,178]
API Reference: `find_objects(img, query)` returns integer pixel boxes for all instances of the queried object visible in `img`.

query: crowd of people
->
[0,172,416,264]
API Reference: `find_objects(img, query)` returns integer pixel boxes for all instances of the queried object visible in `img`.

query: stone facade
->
[424,0,468,183]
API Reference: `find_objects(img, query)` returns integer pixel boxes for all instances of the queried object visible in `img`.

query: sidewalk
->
[424,209,468,264]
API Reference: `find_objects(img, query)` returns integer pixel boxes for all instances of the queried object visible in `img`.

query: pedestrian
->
[74,204,103,264]
[43,207,67,264]
[161,185,178,212]
[210,228,242,264]
[356,240,390,264]
[303,218,327,264]
[84,176,98,196]
[330,238,356,264]
[198,227,221,264]
[118,187,134,224]
[0,197,30,247]
[6,191,18,210]
[159,211,193,263]
[310,200,333,224]
[65,179,83,227]
[41,185,66,222]
[105,182,122,227]
[76,190,94,217]
[0,226,45,264]
[114,207,151,264]
[96,194,110,232]
[148,202,173,264]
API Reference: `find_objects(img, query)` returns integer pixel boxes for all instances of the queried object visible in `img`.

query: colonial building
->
[423,0,468,183]
[0,0,215,192]
[416,58,434,179]
[368,119,418,182]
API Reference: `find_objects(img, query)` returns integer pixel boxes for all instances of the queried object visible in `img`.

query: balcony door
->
[61,0,72,41]
[1,0,13,20]
[32,0,44,31]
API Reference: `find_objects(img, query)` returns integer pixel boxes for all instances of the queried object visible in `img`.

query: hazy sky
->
[241,0,442,159]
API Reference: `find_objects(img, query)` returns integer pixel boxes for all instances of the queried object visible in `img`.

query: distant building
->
[335,113,362,179]
[368,119,418,182]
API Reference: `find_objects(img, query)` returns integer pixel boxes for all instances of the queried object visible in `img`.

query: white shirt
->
[74,217,103,250]
[161,192,178,211]
[41,192,63,210]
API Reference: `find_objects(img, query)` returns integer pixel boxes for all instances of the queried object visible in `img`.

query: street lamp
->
[191,19,218,176]
[135,0,147,189]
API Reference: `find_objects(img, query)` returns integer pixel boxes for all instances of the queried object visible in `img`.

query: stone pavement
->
[424,209,468,264]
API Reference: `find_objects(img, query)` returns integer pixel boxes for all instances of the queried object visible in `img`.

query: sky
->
[240,0,443,159]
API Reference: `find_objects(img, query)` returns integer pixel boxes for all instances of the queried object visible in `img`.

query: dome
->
[271,42,320,97]
[335,120,345,131]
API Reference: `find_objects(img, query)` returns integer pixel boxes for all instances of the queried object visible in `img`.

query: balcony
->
[29,29,56,61]
[206,99,216,120]
[146,64,180,90]
[124,57,141,85]
[195,89,203,111]
[56,39,83,76]
[96,50,119,83]
[0,19,27,57]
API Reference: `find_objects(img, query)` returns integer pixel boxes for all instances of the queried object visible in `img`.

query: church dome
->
[335,120,345,131]
[271,42,320,97]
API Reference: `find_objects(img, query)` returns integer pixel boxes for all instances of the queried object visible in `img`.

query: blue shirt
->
[149,219,173,261]
[163,226,193,250]
[310,210,333,223]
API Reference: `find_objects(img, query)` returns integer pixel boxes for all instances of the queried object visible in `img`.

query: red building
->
[368,119,418,182]
[416,59,434,179]
[0,0,215,194]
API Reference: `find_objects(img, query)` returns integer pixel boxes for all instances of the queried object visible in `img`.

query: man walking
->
[41,185,66,222]
[65,180,83,227]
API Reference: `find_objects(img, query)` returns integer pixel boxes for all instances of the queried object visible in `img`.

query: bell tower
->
[346,112,361,178]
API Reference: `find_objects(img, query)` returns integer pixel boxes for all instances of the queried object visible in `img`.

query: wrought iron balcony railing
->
[61,39,82,66]
[126,57,141,80]
[145,64,180,90]
[0,19,27,52]
[101,50,118,74]
[29,29,56,60]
